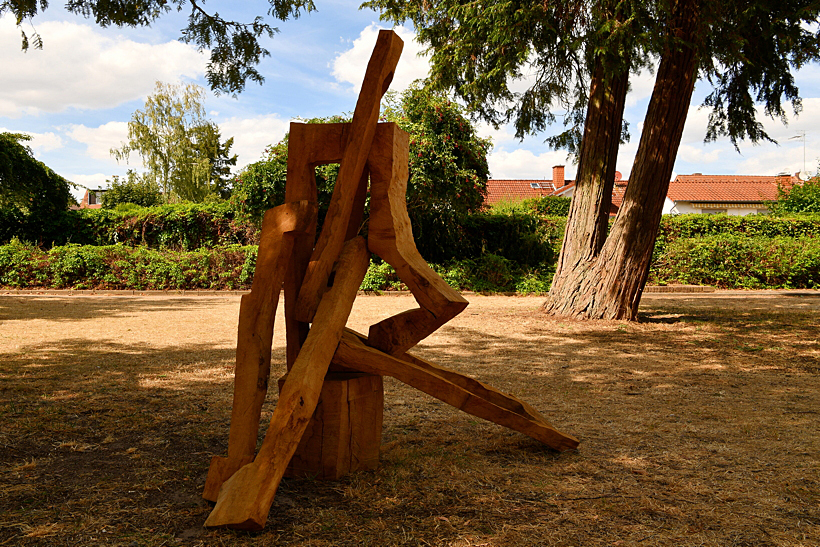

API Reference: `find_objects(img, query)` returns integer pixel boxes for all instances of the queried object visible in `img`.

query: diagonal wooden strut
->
[333,329,579,452]
[205,237,370,530]
[203,201,316,502]
[295,30,403,324]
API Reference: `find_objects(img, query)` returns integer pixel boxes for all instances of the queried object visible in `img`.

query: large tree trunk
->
[544,58,628,312]
[543,0,701,320]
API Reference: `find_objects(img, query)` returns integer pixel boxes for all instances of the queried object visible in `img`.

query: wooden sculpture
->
[203,30,579,531]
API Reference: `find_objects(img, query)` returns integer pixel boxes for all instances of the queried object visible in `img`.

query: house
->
[486,166,800,216]
[485,165,571,205]
[77,188,107,209]
[662,173,797,215]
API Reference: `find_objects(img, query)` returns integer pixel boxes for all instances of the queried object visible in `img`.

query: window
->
[88,192,96,205]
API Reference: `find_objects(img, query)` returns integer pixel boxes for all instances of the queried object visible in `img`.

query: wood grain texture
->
[204,237,370,530]
[282,372,383,480]
[284,122,350,370]
[365,123,467,354]
[332,329,580,452]
[295,30,403,323]
[203,201,316,502]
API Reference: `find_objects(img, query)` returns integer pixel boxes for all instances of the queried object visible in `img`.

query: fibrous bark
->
[544,0,701,320]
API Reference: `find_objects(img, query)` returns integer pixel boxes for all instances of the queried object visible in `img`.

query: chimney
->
[552,165,565,190]
[775,172,794,190]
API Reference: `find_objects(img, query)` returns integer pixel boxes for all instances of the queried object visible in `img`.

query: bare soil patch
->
[0,291,818,546]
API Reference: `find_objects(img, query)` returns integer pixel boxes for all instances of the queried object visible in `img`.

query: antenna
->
[789,130,807,174]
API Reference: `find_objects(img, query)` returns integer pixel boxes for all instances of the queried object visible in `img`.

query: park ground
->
[0,291,818,546]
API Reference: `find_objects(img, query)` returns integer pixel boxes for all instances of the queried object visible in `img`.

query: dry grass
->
[0,291,818,546]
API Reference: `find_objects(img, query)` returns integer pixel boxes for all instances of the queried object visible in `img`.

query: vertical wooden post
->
[282,372,383,480]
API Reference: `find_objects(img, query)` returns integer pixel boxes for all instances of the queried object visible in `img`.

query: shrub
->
[0,241,259,290]
[651,234,820,289]
[101,172,163,208]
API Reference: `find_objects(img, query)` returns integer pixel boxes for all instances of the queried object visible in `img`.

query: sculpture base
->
[278,372,383,480]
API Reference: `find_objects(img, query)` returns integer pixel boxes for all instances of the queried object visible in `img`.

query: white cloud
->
[68,121,130,164]
[625,65,658,108]
[488,148,576,180]
[0,15,206,116]
[0,127,64,152]
[331,23,430,94]
[219,114,292,168]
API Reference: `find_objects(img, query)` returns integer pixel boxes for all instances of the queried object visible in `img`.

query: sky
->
[2,3,819,203]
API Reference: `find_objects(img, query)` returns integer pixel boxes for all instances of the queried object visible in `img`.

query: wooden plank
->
[203,200,316,502]
[332,329,580,452]
[365,123,468,354]
[204,236,370,531]
[281,372,383,480]
[283,122,352,370]
[295,30,403,323]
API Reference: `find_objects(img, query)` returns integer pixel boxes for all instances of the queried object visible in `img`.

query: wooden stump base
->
[278,372,383,480]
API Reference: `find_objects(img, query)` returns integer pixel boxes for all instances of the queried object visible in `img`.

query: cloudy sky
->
[2,3,818,202]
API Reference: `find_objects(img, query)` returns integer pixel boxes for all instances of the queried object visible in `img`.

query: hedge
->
[0,240,258,290]
[650,234,820,289]
[0,203,258,250]
[0,241,555,295]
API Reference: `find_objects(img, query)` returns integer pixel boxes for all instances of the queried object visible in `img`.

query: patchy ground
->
[0,291,818,546]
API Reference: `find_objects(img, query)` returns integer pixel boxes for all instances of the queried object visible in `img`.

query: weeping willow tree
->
[111,82,236,203]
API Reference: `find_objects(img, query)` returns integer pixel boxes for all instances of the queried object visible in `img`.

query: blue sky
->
[2,3,818,203]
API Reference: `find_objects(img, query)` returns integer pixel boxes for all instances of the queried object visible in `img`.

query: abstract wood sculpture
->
[203,30,579,531]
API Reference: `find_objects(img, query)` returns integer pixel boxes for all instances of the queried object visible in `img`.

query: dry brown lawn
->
[0,291,818,546]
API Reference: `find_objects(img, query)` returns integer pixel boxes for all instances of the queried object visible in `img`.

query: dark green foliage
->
[770,175,820,215]
[387,86,491,247]
[651,234,820,289]
[522,196,572,217]
[68,203,258,249]
[0,240,259,290]
[0,132,74,244]
[653,213,820,257]
[441,213,564,268]
[0,202,257,249]
[101,172,163,208]
[229,123,341,226]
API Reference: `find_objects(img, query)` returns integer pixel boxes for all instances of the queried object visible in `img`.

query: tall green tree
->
[101,170,163,209]
[0,132,74,243]
[231,87,490,261]
[369,0,820,320]
[2,0,315,94]
[111,81,235,203]
[190,122,238,199]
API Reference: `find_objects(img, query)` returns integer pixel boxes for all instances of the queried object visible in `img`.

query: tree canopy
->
[111,81,237,203]
[231,86,490,260]
[771,173,820,215]
[2,0,315,94]
[0,132,73,213]
[366,0,819,150]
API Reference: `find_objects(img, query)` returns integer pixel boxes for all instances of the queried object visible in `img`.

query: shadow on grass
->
[0,295,236,323]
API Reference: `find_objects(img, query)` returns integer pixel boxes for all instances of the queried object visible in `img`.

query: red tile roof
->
[485,179,564,204]
[487,173,798,210]
[667,174,794,203]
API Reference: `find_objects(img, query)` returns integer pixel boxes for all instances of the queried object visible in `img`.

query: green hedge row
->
[0,202,258,250]
[650,234,820,289]
[0,240,555,294]
[0,240,258,290]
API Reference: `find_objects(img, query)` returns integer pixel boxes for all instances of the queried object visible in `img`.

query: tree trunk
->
[544,58,628,314]
[543,0,701,320]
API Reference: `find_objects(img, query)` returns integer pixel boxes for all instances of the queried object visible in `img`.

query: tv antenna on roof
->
[789,130,807,174]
